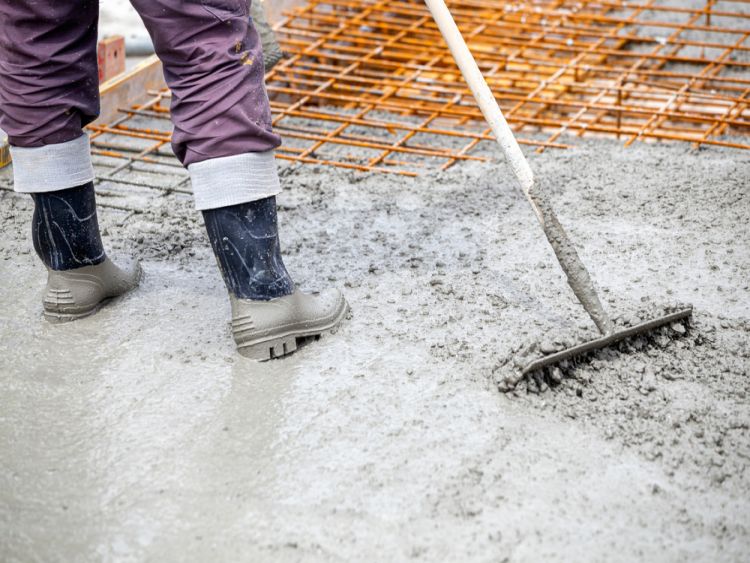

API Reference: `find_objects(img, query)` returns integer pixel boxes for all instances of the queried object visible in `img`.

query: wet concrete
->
[1,139,749,561]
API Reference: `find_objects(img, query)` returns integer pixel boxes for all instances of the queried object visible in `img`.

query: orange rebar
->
[87,0,750,186]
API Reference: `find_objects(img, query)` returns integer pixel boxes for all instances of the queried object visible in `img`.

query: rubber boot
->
[31,182,141,322]
[203,196,348,360]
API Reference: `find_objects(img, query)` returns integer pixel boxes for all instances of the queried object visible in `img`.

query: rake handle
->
[423,0,534,193]
[423,0,614,335]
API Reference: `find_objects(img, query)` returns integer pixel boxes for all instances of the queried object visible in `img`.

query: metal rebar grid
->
[268,0,750,164]
[84,90,191,213]
[87,0,750,192]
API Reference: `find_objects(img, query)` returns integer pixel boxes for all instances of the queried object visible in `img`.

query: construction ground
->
[1,0,749,561]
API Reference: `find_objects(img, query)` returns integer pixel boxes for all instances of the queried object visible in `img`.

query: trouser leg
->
[0,1,103,268]
[130,0,291,302]
[0,0,104,269]
[129,0,283,210]
[0,0,99,193]
[0,1,141,317]
[129,1,348,355]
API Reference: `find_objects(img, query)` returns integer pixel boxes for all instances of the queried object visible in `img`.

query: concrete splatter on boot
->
[32,182,141,322]
[203,196,348,360]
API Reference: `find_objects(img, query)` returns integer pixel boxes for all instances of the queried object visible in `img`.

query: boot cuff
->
[10,134,95,193]
[188,150,282,210]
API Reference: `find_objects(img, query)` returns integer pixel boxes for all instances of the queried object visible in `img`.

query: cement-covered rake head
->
[520,306,694,390]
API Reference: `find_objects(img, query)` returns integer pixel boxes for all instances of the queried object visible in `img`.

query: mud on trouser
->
[0,0,283,209]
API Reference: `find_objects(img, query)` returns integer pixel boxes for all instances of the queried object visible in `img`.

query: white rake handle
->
[423,0,615,336]
[423,0,535,194]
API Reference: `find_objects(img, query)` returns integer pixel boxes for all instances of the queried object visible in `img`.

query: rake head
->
[521,307,694,378]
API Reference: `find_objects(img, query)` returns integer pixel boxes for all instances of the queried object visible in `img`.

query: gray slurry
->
[1,138,749,561]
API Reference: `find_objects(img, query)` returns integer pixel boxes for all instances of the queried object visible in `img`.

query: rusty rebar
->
[86,0,749,189]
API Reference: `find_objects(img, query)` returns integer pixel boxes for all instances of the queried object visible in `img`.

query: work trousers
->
[0,0,283,210]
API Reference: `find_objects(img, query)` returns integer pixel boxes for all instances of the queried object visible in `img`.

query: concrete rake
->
[423,0,693,381]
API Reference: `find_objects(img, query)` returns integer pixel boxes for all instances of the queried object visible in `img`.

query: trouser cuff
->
[10,134,95,193]
[188,150,281,211]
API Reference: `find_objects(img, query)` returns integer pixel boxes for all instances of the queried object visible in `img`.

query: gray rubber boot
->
[43,258,142,323]
[231,288,348,360]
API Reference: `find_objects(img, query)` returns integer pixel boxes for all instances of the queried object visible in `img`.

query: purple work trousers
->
[0,0,283,210]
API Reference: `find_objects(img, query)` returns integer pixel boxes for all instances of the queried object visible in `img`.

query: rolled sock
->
[10,135,95,193]
[188,150,281,211]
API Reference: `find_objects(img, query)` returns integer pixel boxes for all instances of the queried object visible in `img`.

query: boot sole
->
[236,301,349,361]
[44,300,109,323]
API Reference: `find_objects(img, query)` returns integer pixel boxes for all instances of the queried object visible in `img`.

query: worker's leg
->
[128,0,279,170]
[0,0,140,321]
[130,0,347,358]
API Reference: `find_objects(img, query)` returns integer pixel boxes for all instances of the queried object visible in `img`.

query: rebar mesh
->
[83,0,750,210]
[268,0,750,166]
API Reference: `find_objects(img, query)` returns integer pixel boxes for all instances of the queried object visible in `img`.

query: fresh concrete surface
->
[1,139,748,561]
